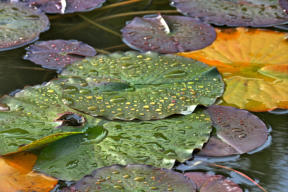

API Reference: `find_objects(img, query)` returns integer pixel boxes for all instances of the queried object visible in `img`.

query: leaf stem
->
[78,14,121,37]
[104,44,129,51]
[98,0,144,11]
[94,48,111,54]
[95,10,179,22]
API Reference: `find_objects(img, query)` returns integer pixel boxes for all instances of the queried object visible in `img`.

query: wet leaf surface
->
[60,52,224,120]
[198,105,268,157]
[0,2,50,52]
[184,172,243,192]
[62,164,197,192]
[0,152,57,192]
[170,0,288,27]
[25,0,106,14]
[121,14,216,53]
[35,110,212,181]
[24,40,97,70]
[179,28,288,111]
[0,79,88,155]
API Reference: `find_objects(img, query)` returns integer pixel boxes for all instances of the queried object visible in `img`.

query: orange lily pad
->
[0,152,57,192]
[179,28,288,112]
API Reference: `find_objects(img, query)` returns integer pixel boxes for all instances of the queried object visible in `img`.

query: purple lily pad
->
[280,0,288,14]
[185,172,243,192]
[199,105,268,157]
[170,0,288,27]
[0,3,50,52]
[63,164,197,191]
[23,40,97,70]
[121,14,216,53]
[26,0,106,14]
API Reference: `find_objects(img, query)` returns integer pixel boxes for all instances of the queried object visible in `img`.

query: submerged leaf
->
[26,0,106,14]
[0,152,57,192]
[198,105,268,157]
[60,52,224,120]
[0,3,50,52]
[179,28,288,111]
[184,172,243,192]
[121,14,216,53]
[170,0,288,27]
[35,110,212,181]
[63,164,196,192]
[24,40,97,70]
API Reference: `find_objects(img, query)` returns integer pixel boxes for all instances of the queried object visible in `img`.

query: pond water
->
[0,0,287,191]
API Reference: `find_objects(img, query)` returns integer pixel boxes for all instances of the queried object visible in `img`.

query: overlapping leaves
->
[179,28,288,111]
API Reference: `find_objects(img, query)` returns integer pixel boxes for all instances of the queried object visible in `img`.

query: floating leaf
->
[60,52,224,120]
[280,0,288,14]
[62,164,196,192]
[24,40,97,70]
[0,3,50,52]
[0,79,89,155]
[35,110,212,180]
[26,0,106,14]
[179,28,288,111]
[121,14,216,53]
[184,172,243,192]
[198,105,268,157]
[0,152,57,192]
[170,0,288,27]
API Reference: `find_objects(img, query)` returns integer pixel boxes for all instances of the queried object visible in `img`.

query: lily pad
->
[0,79,89,155]
[0,3,50,52]
[63,165,196,192]
[179,28,288,111]
[121,14,216,53]
[184,172,243,192]
[280,0,288,14]
[170,0,288,27]
[24,40,97,70]
[26,0,106,14]
[0,152,57,192]
[35,110,212,181]
[198,105,268,157]
[59,52,224,120]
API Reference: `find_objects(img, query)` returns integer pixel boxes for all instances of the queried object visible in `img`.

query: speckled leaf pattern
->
[26,0,106,14]
[0,3,50,51]
[35,110,212,181]
[179,28,288,111]
[121,14,216,53]
[63,165,196,192]
[170,0,288,27]
[0,79,87,155]
[24,40,97,70]
[60,52,224,120]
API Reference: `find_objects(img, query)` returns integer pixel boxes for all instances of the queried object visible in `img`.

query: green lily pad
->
[35,110,212,181]
[0,79,88,155]
[60,52,224,120]
[0,3,50,52]
[62,164,197,192]
[170,0,288,27]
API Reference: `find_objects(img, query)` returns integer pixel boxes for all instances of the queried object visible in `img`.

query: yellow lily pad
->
[179,28,288,111]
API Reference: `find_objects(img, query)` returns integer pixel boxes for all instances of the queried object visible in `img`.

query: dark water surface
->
[0,0,287,191]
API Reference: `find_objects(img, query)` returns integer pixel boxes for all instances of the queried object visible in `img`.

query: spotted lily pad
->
[34,110,212,180]
[24,40,97,70]
[184,172,243,192]
[171,0,288,27]
[0,3,50,52]
[63,165,196,192]
[121,14,216,53]
[0,79,90,155]
[26,0,106,14]
[179,28,288,111]
[198,105,268,157]
[59,52,224,120]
